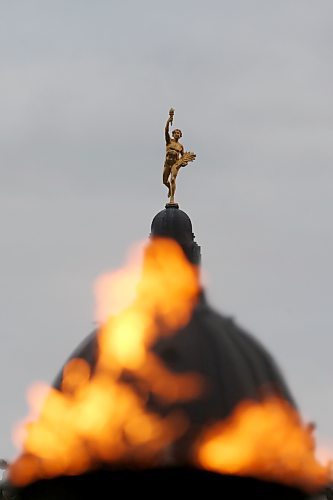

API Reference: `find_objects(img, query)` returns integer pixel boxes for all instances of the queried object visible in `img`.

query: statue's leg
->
[163,163,171,197]
[170,165,179,204]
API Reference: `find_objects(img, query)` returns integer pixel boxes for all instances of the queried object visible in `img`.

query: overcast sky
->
[1,0,332,460]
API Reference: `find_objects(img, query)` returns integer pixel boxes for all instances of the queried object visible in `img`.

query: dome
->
[152,298,296,428]
[150,204,201,265]
[53,202,295,427]
[53,297,296,418]
[151,204,193,243]
[11,206,317,499]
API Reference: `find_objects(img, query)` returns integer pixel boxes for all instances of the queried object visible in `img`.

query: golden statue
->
[163,108,196,204]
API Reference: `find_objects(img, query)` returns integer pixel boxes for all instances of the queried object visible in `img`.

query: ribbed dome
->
[45,239,304,494]
[54,296,295,416]
[150,204,201,265]
[151,204,193,244]
[152,297,296,429]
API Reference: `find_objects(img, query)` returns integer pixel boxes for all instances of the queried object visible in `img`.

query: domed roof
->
[34,208,301,493]
[150,204,201,265]
[53,297,295,415]
[152,299,296,427]
[151,204,193,245]
[54,202,295,415]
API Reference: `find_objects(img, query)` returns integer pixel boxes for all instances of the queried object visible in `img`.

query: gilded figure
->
[163,108,196,204]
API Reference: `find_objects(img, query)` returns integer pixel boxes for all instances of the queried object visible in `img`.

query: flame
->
[10,238,201,486]
[194,396,332,492]
[9,237,332,492]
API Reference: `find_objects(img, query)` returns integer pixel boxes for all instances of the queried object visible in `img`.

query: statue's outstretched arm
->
[165,116,172,145]
[165,108,174,145]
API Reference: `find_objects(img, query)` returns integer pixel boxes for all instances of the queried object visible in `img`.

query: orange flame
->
[194,396,332,492]
[9,237,332,492]
[10,238,201,486]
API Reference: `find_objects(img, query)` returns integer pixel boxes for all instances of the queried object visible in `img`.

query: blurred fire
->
[10,238,201,486]
[194,397,332,492]
[10,238,332,492]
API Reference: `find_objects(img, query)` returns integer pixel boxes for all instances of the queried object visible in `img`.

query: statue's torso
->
[165,140,183,165]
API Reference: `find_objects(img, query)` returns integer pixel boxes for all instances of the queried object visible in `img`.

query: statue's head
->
[172,129,182,140]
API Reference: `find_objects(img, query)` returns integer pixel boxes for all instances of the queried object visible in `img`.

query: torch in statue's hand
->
[169,107,175,126]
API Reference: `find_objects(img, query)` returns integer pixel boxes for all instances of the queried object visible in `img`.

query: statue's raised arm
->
[162,108,196,204]
[164,108,174,145]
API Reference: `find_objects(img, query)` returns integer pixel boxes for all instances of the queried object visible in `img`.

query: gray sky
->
[1,0,332,460]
